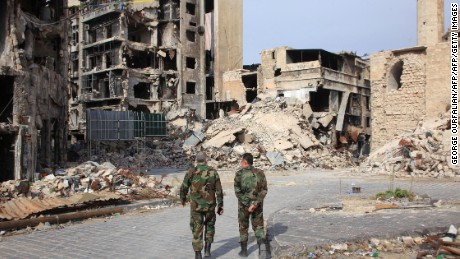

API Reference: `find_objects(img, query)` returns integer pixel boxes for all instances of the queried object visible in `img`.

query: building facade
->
[0,0,69,181]
[370,0,451,149]
[68,0,242,140]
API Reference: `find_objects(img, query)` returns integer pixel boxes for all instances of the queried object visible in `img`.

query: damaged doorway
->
[0,134,15,181]
[242,74,257,103]
[309,88,330,112]
[0,76,14,122]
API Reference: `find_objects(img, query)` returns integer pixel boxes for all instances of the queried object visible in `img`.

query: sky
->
[243,0,457,64]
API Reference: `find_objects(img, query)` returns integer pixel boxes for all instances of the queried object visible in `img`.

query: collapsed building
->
[0,0,69,181]
[222,47,371,149]
[370,0,452,149]
[360,0,459,177]
[68,0,243,141]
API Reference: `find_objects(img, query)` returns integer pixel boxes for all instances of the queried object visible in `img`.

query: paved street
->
[1,170,460,258]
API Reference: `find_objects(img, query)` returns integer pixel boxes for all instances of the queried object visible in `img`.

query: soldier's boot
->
[258,239,269,259]
[238,242,248,257]
[204,243,211,257]
[195,251,202,259]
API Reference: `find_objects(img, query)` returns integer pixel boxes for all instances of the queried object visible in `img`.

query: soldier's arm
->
[180,169,193,203]
[215,172,224,209]
[254,171,268,207]
[234,172,242,200]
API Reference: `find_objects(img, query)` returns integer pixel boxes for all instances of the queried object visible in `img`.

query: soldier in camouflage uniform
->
[234,153,269,258]
[180,152,224,259]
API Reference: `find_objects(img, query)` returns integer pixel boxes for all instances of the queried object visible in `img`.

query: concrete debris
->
[71,138,190,170]
[266,152,285,166]
[360,109,459,178]
[183,130,206,149]
[178,99,355,170]
[202,127,246,149]
[0,161,173,201]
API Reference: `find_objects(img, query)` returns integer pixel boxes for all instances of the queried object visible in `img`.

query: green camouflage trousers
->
[190,209,216,251]
[238,203,265,242]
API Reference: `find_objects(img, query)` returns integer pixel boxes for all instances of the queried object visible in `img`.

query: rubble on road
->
[283,225,460,258]
[418,225,460,258]
[0,161,175,206]
[180,99,355,170]
[359,110,459,178]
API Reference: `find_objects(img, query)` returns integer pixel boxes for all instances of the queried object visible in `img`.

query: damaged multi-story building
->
[222,47,371,148]
[370,0,452,149]
[0,0,69,181]
[68,0,242,141]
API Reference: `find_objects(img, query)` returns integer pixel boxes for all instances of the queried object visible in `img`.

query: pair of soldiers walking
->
[180,152,269,258]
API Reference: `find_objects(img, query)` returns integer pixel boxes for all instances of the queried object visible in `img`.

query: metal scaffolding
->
[86,110,167,156]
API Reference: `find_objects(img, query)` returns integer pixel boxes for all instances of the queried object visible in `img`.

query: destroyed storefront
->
[68,0,243,142]
[0,0,69,181]
[222,47,371,154]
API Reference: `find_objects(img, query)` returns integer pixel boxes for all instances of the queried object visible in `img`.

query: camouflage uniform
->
[180,164,223,252]
[234,165,268,243]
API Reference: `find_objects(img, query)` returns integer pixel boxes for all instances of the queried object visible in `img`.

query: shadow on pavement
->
[211,236,240,258]
[267,222,288,239]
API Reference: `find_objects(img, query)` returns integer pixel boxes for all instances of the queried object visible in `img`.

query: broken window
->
[158,75,177,99]
[70,52,79,78]
[159,0,179,20]
[20,0,64,22]
[128,23,151,44]
[134,83,151,99]
[309,88,330,112]
[125,50,155,69]
[186,81,196,94]
[84,42,120,70]
[242,74,258,103]
[205,0,214,13]
[163,50,177,70]
[206,101,238,120]
[348,94,362,116]
[286,49,342,71]
[186,57,196,69]
[206,50,213,73]
[206,77,214,101]
[286,50,318,64]
[186,30,196,42]
[186,3,196,16]
[274,69,281,77]
[388,60,404,91]
[0,134,15,181]
[0,76,14,123]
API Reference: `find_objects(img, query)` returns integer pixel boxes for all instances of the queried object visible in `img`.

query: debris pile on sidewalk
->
[418,225,460,258]
[0,161,174,201]
[181,99,355,170]
[359,110,459,178]
[282,225,460,258]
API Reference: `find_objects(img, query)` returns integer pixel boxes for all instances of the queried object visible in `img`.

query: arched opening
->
[388,60,404,91]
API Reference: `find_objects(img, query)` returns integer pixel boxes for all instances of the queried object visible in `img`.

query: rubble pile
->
[360,110,459,178]
[282,226,460,258]
[182,99,354,170]
[71,138,190,170]
[0,162,173,201]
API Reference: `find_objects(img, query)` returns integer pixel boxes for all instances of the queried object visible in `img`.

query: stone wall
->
[426,42,451,117]
[417,0,444,46]
[370,49,427,149]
